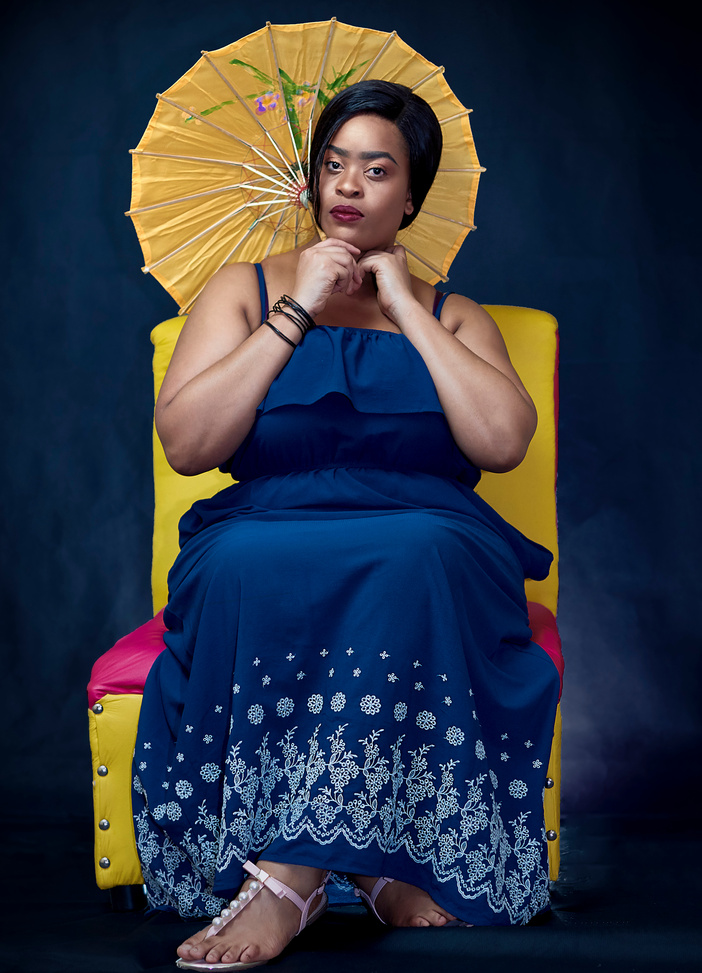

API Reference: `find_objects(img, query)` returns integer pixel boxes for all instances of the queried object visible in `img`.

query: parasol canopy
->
[128,19,484,313]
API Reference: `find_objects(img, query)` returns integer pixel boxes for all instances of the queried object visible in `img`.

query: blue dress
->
[132,281,561,926]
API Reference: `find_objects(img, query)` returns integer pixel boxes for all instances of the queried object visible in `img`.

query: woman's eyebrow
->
[327,144,398,165]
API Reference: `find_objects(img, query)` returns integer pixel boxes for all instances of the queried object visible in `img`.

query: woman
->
[132,80,561,970]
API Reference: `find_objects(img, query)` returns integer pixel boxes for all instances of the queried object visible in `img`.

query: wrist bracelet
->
[263,319,297,349]
[270,307,305,337]
[271,295,316,338]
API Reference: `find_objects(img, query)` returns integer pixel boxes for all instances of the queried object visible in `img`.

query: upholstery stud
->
[545,777,555,788]
[97,765,108,776]
[92,703,104,714]
[99,819,110,830]
[546,830,558,841]
[99,857,111,869]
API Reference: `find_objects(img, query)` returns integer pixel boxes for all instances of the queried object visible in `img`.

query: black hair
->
[308,79,442,231]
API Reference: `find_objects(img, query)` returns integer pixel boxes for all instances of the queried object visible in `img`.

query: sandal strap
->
[204,865,265,940]
[243,861,330,933]
[354,876,394,924]
[205,860,329,940]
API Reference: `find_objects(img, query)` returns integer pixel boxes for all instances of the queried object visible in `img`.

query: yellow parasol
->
[127,19,485,313]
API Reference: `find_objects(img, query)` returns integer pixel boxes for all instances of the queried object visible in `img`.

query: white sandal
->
[354,876,394,924]
[176,860,330,970]
[354,877,473,928]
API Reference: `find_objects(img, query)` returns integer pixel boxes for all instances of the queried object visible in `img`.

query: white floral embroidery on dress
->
[247,704,264,724]
[308,694,323,714]
[277,697,294,717]
[175,780,193,799]
[475,740,486,759]
[200,763,221,783]
[532,759,543,769]
[166,801,182,821]
[360,695,381,715]
[508,780,528,799]
[445,726,465,746]
[330,692,346,712]
[394,702,407,721]
[135,719,551,925]
[416,710,436,730]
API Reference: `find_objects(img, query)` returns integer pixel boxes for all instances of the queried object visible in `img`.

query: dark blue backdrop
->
[2,0,699,822]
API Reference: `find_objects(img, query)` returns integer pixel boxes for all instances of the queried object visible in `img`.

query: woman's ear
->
[404,193,414,217]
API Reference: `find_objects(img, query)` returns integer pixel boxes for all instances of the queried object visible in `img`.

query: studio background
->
[3,0,699,831]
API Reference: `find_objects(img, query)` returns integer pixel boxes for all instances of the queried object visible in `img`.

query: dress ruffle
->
[258,326,444,416]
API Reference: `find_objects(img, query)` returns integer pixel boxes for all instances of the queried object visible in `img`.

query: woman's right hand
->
[290,238,363,317]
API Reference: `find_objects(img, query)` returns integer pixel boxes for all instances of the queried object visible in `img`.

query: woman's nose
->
[337,168,362,197]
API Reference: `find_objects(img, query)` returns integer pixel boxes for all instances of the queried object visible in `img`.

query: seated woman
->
[132,79,561,970]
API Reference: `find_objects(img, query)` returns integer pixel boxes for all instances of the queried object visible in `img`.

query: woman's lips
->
[330,206,363,223]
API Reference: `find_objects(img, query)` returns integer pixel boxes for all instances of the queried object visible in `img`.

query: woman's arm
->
[155,263,299,475]
[155,241,363,476]
[358,246,537,473]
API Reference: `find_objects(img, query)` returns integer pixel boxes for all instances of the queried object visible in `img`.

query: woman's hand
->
[291,238,364,317]
[357,245,418,327]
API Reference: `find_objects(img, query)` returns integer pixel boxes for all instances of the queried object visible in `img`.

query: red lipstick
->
[330,205,363,223]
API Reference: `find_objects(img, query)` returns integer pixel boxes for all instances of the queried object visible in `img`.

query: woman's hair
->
[308,79,443,230]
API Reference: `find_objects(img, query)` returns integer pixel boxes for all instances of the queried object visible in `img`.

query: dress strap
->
[433,290,453,319]
[254,262,269,320]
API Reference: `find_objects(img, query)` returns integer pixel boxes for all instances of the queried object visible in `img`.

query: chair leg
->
[109,884,147,912]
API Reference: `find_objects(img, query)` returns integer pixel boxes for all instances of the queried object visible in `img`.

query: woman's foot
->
[176,861,327,968]
[351,874,457,927]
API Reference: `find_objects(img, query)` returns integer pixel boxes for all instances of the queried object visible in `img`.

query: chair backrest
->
[151,306,558,615]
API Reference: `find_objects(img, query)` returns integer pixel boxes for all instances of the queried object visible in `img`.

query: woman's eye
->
[325,160,342,171]
[368,166,385,177]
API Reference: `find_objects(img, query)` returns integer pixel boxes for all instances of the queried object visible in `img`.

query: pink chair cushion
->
[528,601,564,695]
[87,603,563,707]
[87,609,167,707]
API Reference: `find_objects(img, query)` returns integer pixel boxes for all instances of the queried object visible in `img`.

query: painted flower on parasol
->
[127,19,485,313]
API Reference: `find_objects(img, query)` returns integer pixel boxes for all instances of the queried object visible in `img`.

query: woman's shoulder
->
[410,276,492,335]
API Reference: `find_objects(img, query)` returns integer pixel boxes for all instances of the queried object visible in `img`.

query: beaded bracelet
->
[263,319,297,349]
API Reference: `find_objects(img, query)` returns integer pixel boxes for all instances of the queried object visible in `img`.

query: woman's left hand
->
[357,245,418,327]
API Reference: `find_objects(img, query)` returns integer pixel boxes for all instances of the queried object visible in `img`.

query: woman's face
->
[316,113,414,251]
